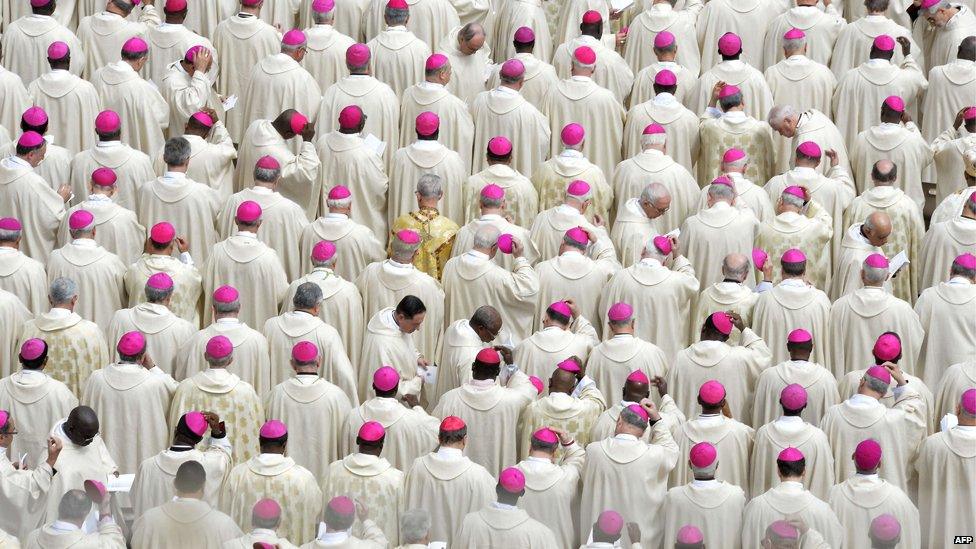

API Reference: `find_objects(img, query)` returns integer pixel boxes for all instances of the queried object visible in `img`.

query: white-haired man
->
[530,180,614,261]
[768,104,849,175]
[611,183,672,268]
[615,125,698,227]
[452,184,538,269]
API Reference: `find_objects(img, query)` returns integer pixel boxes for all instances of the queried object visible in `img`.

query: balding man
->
[844,161,924,303]
[611,184,672,268]
[614,126,698,229]
[529,181,613,261]
[440,23,492,104]
[29,488,124,548]
[828,256,924,377]
[768,104,850,175]
[682,178,760,289]
[831,211,892,300]
[20,278,109,397]
[755,188,833,290]
[435,306,502,406]
[45,406,118,522]
[131,460,243,548]
[692,254,759,344]
[400,54,475,169]
[452,184,538,269]
[695,149,774,223]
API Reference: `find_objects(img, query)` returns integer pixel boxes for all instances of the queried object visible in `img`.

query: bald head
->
[64,406,99,446]
[871,160,897,186]
[549,367,578,395]
[722,253,750,282]
[863,211,892,247]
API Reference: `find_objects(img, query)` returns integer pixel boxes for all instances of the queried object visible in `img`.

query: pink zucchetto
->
[498,467,526,493]
[643,123,665,135]
[95,110,121,133]
[873,333,901,361]
[47,41,70,60]
[346,43,370,66]
[529,375,544,394]
[784,28,805,40]
[183,45,205,63]
[183,411,208,436]
[607,302,633,322]
[147,272,173,290]
[241,0,261,5]
[500,58,525,79]
[873,34,896,51]
[513,26,535,43]
[961,388,976,415]
[722,148,746,163]
[783,186,807,200]
[22,107,47,127]
[256,155,280,170]
[83,480,107,504]
[689,441,717,468]
[205,335,233,359]
[698,380,726,405]
[597,511,624,536]
[253,543,274,549]
[440,416,466,432]
[581,9,601,23]
[19,338,46,361]
[653,235,672,255]
[565,226,588,246]
[190,111,213,128]
[718,84,740,99]
[865,253,889,269]
[18,131,44,148]
[677,525,704,545]
[387,0,408,8]
[337,105,363,129]
[122,37,148,54]
[312,240,337,262]
[235,201,262,223]
[282,29,307,46]
[796,141,822,158]
[654,31,675,49]
[117,331,146,356]
[165,0,187,10]
[561,123,585,146]
[883,95,905,112]
[373,366,400,391]
[327,496,355,517]
[395,229,421,245]
[769,521,799,540]
[710,312,733,335]
[870,515,901,543]
[780,383,808,410]
[778,447,804,462]
[532,427,558,444]
[68,210,94,231]
[481,183,505,200]
[328,185,351,200]
[854,438,882,470]
[213,285,238,303]
[358,421,385,442]
[787,328,812,343]
[965,107,976,121]
[549,300,572,317]
[627,403,650,422]
[566,180,591,197]
[487,136,513,157]
[149,221,175,244]
[711,175,734,188]
[626,370,649,384]
[292,341,318,362]
[415,111,439,136]
[312,0,335,11]
[865,365,892,385]
[259,420,287,439]
[425,53,447,70]
[752,248,767,270]
[476,347,501,365]
[289,111,308,135]
[953,253,976,270]
[253,499,281,521]
[717,32,742,55]
[573,46,596,65]
[919,0,940,7]
[782,248,806,263]
[557,358,581,373]
[654,69,677,86]
[497,233,514,254]
[0,411,7,431]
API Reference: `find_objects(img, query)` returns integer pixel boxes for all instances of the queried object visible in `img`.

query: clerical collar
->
[412,140,441,151]
[849,393,880,407]
[491,501,518,511]
[720,59,745,71]
[162,171,187,182]
[18,369,46,380]
[386,25,408,31]
[948,276,972,285]
[113,60,136,73]
[613,433,638,442]
[524,456,551,464]
[855,473,879,479]
[215,317,240,325]
[720,278,743,285]
[696,413,723,425]
[478,213,503,221]
[864,13,885,20]
[71,238,98,248]
[559,149,584,159]
[611,333,632,339]
[386,259,413,270]
[865,58,890,67]
[86,193,112,203]
[324,212,348,220]
[785,54,808,63]
[792,166,817,177]
[776,415,804,424]
[555,204,580,216]
[317,530,349,543]
[650,2,673,11]
[237,12,256,17]
[97,140,122,148]
[380,308,401,332]
[722,111,747,122]
[691,479,718,488]
[4,156,32,169]
[50,520,81,533]
[48,307,72,319]
[570,75,593,82]
[294,310,315,318]
[653,92,677,107]
[418,80,444,90]
[638,257,662,268]
[779,480,804,491]
[434,446,463,460]
[779,278,808,288]
[169,444,194,452]
[465,249,489,261]
[235,231,258,239]
[542,325,566,333]
[0,247,15,254]
[493,85,519,96]
[251,528,278,537]
[250,185,273,195]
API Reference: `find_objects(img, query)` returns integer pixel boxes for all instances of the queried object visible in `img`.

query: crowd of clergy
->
[0,0,974,546]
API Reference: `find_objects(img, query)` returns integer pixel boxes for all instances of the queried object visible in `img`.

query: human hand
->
[57,184,71,203]
[300,122,316,142]
[825,148,838,167]
[649,375,668,397]
[176,236,190,253]
[896,36,911,56]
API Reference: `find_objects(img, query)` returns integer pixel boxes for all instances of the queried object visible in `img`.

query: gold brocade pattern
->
[389,208,459,281]
[20,320,108,398]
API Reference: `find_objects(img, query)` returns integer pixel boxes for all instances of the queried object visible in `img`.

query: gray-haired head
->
[722,253,750,282]
[0,222,22,243]
[292,282,323,310]
[254,164,281,186]
[385,3,409,24]
[163,137,192,167]
[57,490,92,522]
[780,190,805,209]
[767,104,798,131]
[782,34,807,55]
[862,259,889,286]
[619,405,649,431]
[400,508,432,544]
[416,173,443,199]
[213,295,241,315]
[68,217,96,240]
[459,22,484,43]
[707,182,735,202]
[49,277,78,306]
[473,223,501,249]
[691,459,719,479]
[312,4,335,24]
[640,182,670,206]
[145,280,174,303]
[391,234,421,263]
[863,372,890,394]
[642,236,668,261]
[864,0,890,12]
[719,90,743,111]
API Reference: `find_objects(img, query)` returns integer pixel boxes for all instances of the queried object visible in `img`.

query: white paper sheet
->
[222,94,238,112]
[888,250,909,279]
[106,474,135,493]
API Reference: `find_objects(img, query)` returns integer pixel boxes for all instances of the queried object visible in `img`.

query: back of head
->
[400,508,431,544]
[174,460,206,494]
[57,490,92,522]
[163,137,192,167]
[292,281,323,310]
[721,253,749,282]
